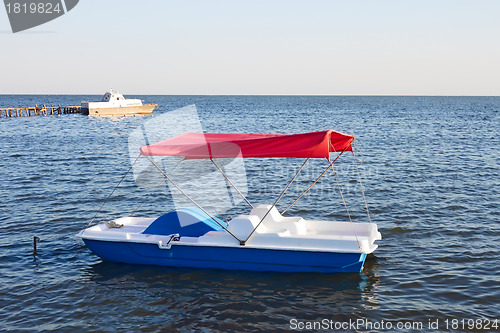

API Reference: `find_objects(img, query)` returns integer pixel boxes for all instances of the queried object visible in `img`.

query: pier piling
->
[0,104,82,118]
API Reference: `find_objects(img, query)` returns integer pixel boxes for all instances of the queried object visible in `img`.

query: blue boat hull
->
[83,239,367,273]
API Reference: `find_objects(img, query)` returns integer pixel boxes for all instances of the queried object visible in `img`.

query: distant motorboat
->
[81,89,157,116]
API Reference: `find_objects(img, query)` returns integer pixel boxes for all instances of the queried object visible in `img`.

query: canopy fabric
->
[140,130,354,159]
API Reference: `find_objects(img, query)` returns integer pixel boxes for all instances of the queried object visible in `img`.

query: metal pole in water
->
[33,236,40,255]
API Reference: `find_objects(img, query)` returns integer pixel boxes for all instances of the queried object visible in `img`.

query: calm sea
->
[0,95,498,332]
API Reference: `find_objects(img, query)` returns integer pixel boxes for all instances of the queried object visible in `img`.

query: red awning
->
[140,130,354,159]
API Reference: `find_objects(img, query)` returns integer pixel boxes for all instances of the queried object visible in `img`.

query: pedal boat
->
[78,130,381,273]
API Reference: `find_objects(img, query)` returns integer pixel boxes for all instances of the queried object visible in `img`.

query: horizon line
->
[0,93,499,97]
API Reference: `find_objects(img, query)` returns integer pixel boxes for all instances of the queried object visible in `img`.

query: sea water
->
[0,95,498,332]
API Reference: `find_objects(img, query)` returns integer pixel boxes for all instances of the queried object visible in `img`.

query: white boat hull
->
[78,205,381,273]
[82,103,156,116]
[81,238,369,273]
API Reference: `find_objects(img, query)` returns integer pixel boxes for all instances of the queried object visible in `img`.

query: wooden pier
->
[0,105,81,118]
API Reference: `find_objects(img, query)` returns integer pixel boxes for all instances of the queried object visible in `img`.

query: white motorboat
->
[81,89,157,116]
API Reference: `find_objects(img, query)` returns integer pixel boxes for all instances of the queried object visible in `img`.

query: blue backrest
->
[142,208,226,237]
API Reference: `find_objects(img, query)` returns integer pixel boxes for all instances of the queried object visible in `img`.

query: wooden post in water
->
[1,104,81,119]
[33,236,40,255]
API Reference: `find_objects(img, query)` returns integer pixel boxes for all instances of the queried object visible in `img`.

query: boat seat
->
[249,204,307,235]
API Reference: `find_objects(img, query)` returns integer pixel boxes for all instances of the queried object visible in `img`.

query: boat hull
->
[82,103,156,116]
[82,239,367,273]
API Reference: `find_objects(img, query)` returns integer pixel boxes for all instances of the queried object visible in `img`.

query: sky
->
[1,0,499,95]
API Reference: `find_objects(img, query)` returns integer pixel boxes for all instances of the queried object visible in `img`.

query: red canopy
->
[140,130,354,159]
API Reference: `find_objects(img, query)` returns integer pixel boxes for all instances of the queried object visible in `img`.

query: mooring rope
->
[282,150,346,215]
[332,167,352,223]
[332,167,362,250]
[85,154,141,229]
[352,147,373,223]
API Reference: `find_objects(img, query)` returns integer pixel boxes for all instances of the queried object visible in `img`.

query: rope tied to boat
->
[331,166,362,251]
[103,220,124,228]
[85,154,141,229]
[352,145,373,224]
[281,149,346,215]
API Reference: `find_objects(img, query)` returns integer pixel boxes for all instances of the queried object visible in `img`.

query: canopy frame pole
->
[281,150,346,215]
[242,157,310,246]
[144,155,242,243]
[210,158,253,209]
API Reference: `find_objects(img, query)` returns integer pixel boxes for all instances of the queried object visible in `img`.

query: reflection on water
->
[79,256,380,331]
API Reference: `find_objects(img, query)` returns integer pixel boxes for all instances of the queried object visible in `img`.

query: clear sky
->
[1,0,499,95]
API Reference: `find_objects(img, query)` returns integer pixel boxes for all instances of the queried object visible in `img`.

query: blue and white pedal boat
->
[78,130,381,273]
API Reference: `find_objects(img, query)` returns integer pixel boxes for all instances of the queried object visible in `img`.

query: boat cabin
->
[102,89,125,102]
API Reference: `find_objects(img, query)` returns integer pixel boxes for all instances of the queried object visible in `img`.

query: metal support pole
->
[211,158,253,208]
[145,155,242,244]
[281,150,346,215]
